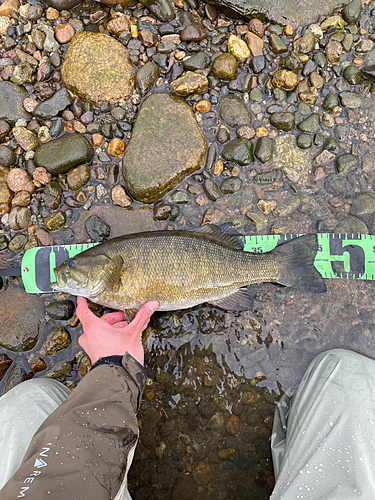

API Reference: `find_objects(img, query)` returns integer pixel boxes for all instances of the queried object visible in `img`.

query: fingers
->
[111,321,129,329]
[76,297,99,327]
[102,311,126,325]
[129,301,159,333]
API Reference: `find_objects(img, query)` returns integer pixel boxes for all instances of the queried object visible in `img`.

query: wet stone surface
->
[2,0,375,498]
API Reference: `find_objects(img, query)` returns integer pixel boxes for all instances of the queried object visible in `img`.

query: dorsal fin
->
[194,224,244,250]
[101,255,124,291]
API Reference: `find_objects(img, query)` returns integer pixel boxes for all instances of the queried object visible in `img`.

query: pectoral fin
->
[208,288,254,311]
[124,309,138,323]
[102,255,124,292]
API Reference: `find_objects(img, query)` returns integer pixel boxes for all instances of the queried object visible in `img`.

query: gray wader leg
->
[0,378,71,489]
[0,378,136,500]
[270,348,375,500]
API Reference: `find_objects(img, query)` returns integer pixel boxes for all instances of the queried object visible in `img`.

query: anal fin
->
[208,288,254,311]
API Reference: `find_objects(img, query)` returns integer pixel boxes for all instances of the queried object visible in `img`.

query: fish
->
[51,225,326,322]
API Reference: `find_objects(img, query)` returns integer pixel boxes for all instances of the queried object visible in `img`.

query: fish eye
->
[69,260,77,268]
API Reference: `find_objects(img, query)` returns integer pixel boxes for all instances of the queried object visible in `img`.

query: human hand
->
[76,297,159,366]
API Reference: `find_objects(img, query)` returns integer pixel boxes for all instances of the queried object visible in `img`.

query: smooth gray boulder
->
[207,0,351,28]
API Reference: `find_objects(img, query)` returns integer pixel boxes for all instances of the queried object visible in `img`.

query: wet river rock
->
[5,361,29,392]
[0,354,12,381]
[0,145,16,167]
[136,61,159,97]
[43,0,82,10]
[122,93,207,203]
[85,214,111,242]
[222,138,254,165]
[273,134,313,186]
[33,88,72,120]
[61,32,136,105]
[45,360,73,379]
[206,0,351,28]
[40,327,71,356]
[140,0,175,22]
[218,95,252,128]
[334,214,369,234]
[0,81,31,124]
[34,133,94,175]
[0,286,44,351]
[46,300,75,320]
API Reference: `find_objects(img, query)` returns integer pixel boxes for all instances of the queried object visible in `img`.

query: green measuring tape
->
[21,233,375,294]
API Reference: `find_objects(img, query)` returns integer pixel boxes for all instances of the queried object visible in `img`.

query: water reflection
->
[148,279,375,394]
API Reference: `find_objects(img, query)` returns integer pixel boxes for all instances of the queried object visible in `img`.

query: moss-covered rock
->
[218,95,252,128]
[61,32,136,105]
[122,93,207,203]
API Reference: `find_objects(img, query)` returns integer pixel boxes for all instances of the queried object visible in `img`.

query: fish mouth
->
[51,269,67,289]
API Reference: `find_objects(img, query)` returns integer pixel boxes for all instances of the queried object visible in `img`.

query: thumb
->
[129,301,159,333]
[76,297,99,327]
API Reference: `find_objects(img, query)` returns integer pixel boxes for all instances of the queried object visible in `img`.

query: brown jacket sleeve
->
[1,352,146,500]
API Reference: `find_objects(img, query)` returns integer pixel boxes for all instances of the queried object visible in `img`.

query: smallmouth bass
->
[51,225,325,321]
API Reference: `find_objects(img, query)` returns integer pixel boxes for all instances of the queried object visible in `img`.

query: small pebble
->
[46,7,59,20]
[195,100,211,113]
[55,23,75,44]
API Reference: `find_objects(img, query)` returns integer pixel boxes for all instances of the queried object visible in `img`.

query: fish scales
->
[52,228,325,313]
[85,233,279,310]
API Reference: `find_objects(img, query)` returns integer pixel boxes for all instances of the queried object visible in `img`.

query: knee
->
[311,348,374,378]
[318,348,362,364]
[4,378,66,399]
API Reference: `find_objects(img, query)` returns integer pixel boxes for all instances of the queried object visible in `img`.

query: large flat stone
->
[61,32,136,105]
[122,93,207,204]
[207,0,351,28]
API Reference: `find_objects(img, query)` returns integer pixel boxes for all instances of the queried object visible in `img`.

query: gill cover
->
[53,253,123,297]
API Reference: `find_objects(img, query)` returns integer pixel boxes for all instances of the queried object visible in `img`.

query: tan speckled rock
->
[0,0,19,16]
[13,127,39,151]
[61,32,136,105]
[111,184,132,207]
[272,69,299,89]
[228,34,250,61]
[107,15,131,36]
[7,168,35,194]
[273,134,313,186]
[171,72,208,95]
[33,167,52,185]
[0,16,11,35]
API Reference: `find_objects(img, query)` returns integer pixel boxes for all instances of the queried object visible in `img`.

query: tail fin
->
[273,235,326,293]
